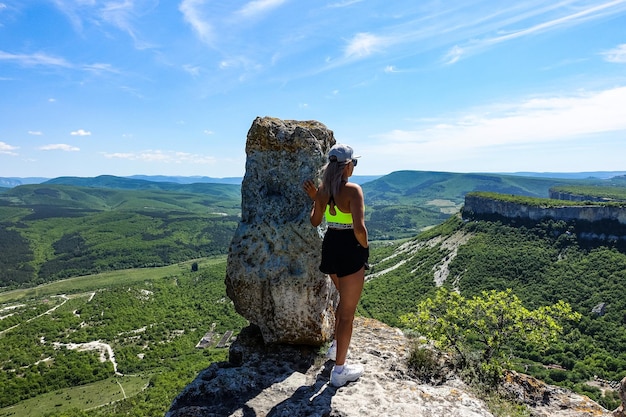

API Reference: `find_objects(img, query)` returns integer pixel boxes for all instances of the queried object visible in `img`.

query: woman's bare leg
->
[334,267,365,366]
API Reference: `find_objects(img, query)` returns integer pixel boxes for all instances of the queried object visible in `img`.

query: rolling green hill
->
[0,180,241,288]
[360,170,619,239]
[1,171,624,288]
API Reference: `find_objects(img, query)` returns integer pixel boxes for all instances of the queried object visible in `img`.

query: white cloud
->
[443,46,463,65]
[0,141,19,155]
[39,144,80,151]
[602,43,626,63]
[50,0,151,49]
[100,1,135,34]
[372,86,626,155]
[203,130,214,135]
[82,63,120,74]
[179,0,213,45]
[0,50,72,67]
[71,129,91,136]
[0,51,117,76]
[327,0,364,8]
[28,131,43,135]
[102,150,217,164]
[235,0,287,19]
[183,64,201,76]
[344,33,388,58]
[441,1,626,64]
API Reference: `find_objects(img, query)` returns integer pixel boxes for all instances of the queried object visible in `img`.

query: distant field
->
[0,255,243,416]
[0,256,226,304]
[0,375,152,417]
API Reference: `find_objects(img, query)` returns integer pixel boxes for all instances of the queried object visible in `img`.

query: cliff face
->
[463,195,626,226]
[548,190,611,202]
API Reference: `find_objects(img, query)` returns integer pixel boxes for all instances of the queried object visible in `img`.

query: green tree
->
[400,287,581,385]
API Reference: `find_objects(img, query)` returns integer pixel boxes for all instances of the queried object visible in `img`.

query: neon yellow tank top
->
[325,204,353,226]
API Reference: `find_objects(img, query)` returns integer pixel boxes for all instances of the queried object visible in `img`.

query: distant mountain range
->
[0,174,383,188]
[3,171,626,240]
[505,171,626,179]
[3,171,626,190]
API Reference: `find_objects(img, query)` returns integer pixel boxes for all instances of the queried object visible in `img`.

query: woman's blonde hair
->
[321,159,348,200]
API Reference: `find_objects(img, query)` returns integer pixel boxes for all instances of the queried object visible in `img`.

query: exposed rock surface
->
[167,317,611,417]
[463,194,626,226]
[225,116,337,345]
[549,190,615,203]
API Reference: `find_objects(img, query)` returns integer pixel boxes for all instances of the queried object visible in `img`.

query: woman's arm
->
[303,180,326,227]
[349,184,368,248]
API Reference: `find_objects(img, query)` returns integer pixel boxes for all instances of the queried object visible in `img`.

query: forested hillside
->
[2,172,626,289]
[0,182,241,288]
[360,214,626,409]
[361,170,623,239]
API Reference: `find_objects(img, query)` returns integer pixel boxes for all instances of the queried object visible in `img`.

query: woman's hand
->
[303,179,318,200]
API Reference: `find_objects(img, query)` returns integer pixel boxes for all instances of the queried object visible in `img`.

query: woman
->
[303,143,369,387]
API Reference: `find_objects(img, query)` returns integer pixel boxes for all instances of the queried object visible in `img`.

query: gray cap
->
[328,144,360,163]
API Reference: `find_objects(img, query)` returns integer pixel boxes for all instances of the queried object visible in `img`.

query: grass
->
[0,374,152,417]
[0,256,227,304]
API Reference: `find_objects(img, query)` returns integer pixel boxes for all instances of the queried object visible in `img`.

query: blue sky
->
[1,0,625,178]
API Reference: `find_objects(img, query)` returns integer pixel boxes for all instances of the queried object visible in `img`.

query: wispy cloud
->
[100,0,155,49]
[344,33,391,59]
[51,0,153,49]
[0,141,19,155]
[183,64,201,76]
[0,50,72,67]
[324,1,626,69]
[39,144,80,151]
[327,0,364,8]
[82,63,121,74]
[102,150,217,164]
[179,0,213,45]
[442,0,626,64]
[602,43,626,63]
[0,51,120,76]
[374,86,626,155]
[28,131,43,135]
[235,0,287,19]
[71,129,91,136]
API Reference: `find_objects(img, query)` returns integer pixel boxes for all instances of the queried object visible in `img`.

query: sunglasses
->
[351,159,358,167]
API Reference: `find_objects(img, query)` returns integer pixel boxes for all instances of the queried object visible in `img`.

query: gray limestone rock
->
[225,116,338,345]
[167,317,612,417]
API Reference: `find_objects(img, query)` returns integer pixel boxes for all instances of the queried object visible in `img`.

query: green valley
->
[2,171,626,415]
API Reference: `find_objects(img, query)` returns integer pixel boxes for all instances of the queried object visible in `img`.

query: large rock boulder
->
[225,116,337,345]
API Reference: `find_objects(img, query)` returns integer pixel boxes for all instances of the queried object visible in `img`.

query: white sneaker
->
[326,340,337,361]
[330,364,363,387]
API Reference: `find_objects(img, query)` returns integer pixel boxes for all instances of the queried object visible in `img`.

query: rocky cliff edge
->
[166,317,612,417]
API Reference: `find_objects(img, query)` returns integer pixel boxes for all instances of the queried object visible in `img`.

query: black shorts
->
[319,229,369,278]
